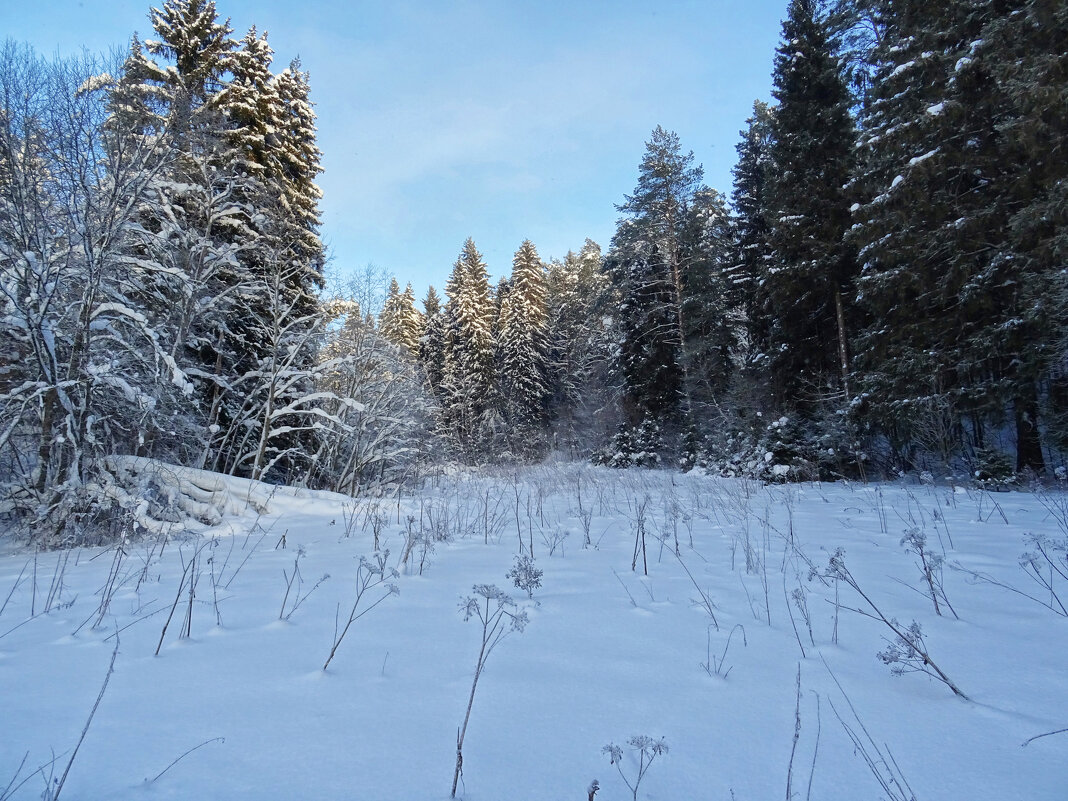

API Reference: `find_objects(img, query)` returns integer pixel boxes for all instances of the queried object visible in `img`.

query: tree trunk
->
[834,288,850,399]
[1015,387,1045,474]
[34,387,57,493]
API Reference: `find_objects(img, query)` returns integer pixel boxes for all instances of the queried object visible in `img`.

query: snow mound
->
[99,456,330,534]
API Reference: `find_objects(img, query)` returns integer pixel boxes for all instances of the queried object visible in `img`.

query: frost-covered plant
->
[901,528,956,618]
[322,552,398,671]
[825,549,967,699]
[279,547,330,622]
[1019,532,1068,616]
[601,735,668,801]
[452,585,528,798]
[506,553,543,599]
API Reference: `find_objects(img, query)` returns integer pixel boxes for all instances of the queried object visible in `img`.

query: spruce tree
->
[380,278,422,354]
[420,285,447,392]
[729,100,775,374]
[441,238,497,459]
[379,277,407,349]
[848,0,1053,471]
[497,240,549,454]
[545,240,619,453]
[763,0,857,413]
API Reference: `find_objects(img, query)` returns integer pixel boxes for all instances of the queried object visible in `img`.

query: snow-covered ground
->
[1,464,1065,800]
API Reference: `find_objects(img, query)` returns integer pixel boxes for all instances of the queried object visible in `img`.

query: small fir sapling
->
[506,553,543,599]
[601,735,668,801]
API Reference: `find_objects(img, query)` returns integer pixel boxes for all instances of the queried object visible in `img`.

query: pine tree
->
[609,127,698,425]
[609,127,734,431]
[763,0,857,412]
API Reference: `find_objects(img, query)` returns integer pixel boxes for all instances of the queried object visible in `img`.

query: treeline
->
[728,0,1066,480]
[408,0,1066,482]
[2,0,1065,545]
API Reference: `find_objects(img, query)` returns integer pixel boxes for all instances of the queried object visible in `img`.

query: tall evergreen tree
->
[609,126,711,426]
[441,238,497,458]
[420,285,446,392]
[380,278,422,353]
[729,100,775,373]
[545,240,619,453]
[497,240,549,453]
[848,0,1053,471]
[763,0,857,411]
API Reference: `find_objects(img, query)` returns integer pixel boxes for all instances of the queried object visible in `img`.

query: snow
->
[909,148,940,167]
[75,73,113,95]
[926,102,946,116]
[889,61,915,79]
[1,465,1066,800]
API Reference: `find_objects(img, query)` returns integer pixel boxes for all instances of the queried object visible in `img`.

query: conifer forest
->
[0,2,1066,799]
[1,0,1066,544]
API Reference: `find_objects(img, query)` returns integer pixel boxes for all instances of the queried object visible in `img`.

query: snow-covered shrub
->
[591,419,662,469]
[591,424,634,468]
[972,446,1016,489]
[631,418,663,468]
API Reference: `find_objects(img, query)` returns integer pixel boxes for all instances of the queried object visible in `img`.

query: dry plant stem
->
[0,753,29,801]
[155,558,193,656]
[612,568,638,607]
[786,665,801,801]
[222,530,267,590]
[0,560,29,620]
[831,556,967,699]
[783,573,806,659]
[822,659,917,801]
[148,737,225,784]
[1021,726,1068,747]
[702,623,746,678]
[52,635,119,801]
[451,587,525,799]
[955,561,1067,616]
[322,555,395,671]
[672,550,718,630]
[806,692,821,801]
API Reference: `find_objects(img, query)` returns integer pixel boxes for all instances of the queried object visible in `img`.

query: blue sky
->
[2,0,788,301]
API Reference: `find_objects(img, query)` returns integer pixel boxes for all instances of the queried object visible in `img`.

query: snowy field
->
[1,464,1065,800]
